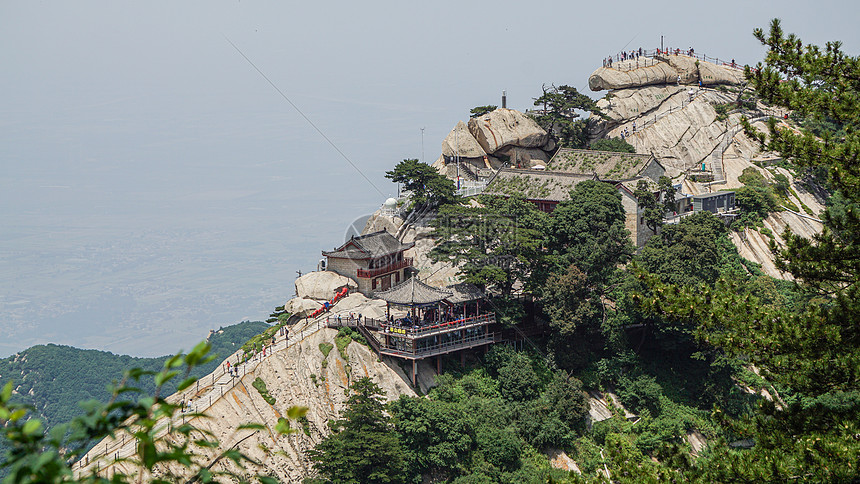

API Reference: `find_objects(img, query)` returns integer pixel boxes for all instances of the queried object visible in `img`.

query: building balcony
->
[356,257,413,278]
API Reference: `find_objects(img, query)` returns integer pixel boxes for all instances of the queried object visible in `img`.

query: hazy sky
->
[1,1,858,357]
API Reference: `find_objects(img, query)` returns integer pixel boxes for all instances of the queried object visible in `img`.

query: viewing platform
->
[326,277,499,385]
[326,313,498,359]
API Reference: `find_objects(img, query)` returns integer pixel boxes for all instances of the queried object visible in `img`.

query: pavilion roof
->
[374,277,453,306]
[322,230,414,259]
[446,282,486,304]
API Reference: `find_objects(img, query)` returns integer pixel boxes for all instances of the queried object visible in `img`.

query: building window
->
[372,278,377,289]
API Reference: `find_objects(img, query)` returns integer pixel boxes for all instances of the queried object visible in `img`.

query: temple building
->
[322,230,415,295]
[348,277,497,386]
[483,148,669,247]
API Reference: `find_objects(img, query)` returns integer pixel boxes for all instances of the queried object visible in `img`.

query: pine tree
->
[307,378,406,484]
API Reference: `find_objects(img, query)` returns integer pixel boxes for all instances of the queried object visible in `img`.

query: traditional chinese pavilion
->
[322,230,415,295]
[367,278,497,386]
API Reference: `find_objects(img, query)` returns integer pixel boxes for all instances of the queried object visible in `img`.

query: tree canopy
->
[469,105,497,118]
[385,159,458,211]
[590,137,636,153]
[307,378,407,484]
[531,84,602,149]
[631,19,860,482]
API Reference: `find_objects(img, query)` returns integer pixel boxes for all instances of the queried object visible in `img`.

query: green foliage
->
[252,377,276,405]
[658,176,677,215]
[713,102,731,121]
[547,180,634,282]
[318,342,333,359]
[476,426,522,470]
[469,105,497,118]
[497,352,541,402]
[0,320,266,462]
[307,378,407,484]
[636,211,729,287]
[430,195,548,295]
[542,264,602,339]
[336,326,368,348]
[0,342,306,483]
[335,330,352,362]
[390,396,473,480]
[737,166,768,187]
[241,319,289,354]
[590,137,636,153]
[531,84,602,149]
[385,158,458,211]
[617,375,662,414]
[772,172,791,196]
[633,179,662,234]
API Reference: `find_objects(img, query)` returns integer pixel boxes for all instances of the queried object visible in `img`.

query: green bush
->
[738,167,769,187]
[618,374,663,414]
[252,377,276,405]
[241,320,289,354]
[319,342,333,359]
[476,426,522,470]
[590,137,636,153]
[713,103,731,121]
[335,329,353,361]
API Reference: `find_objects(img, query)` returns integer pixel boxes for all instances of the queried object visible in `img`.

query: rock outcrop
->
[589,62,679,91]
[589,55,745,91]
[442,120,487,158]
[285,297,322,319]
[433,108,555,178]
[294,271,357,301]
[587,57,825,280]
[78,318,439,482]
[467,108,548,153]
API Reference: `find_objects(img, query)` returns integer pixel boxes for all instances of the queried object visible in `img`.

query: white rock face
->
[468,108,548,153]
[590,77,826,280]
[295,271,358,301]
[588,56,745,91]
[588,62,678,91]
[698,61,745,85]
[442,120,487,158]
[285,297,322,319]
[497,146,550,168]
[362,210,404,236]
[666,55,699,83]
[82,326,432,482]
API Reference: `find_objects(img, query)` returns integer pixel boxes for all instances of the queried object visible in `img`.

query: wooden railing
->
[356,258,413,278]
[326,313,498,359]
[378,332,500,360]
[381,313,496,339]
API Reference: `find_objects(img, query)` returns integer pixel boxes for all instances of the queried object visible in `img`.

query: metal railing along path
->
[602,49,745,72]
[73,314,335,476]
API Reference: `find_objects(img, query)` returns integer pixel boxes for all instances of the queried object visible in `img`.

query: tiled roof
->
[374,277,453,306]
[548,149,658,180]
[322,230,415,259]
[446,283,486,304]
[693,191,735,199]
[484,168,594,202]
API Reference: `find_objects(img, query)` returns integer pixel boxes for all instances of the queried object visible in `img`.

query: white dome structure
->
[381,197,398,216]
